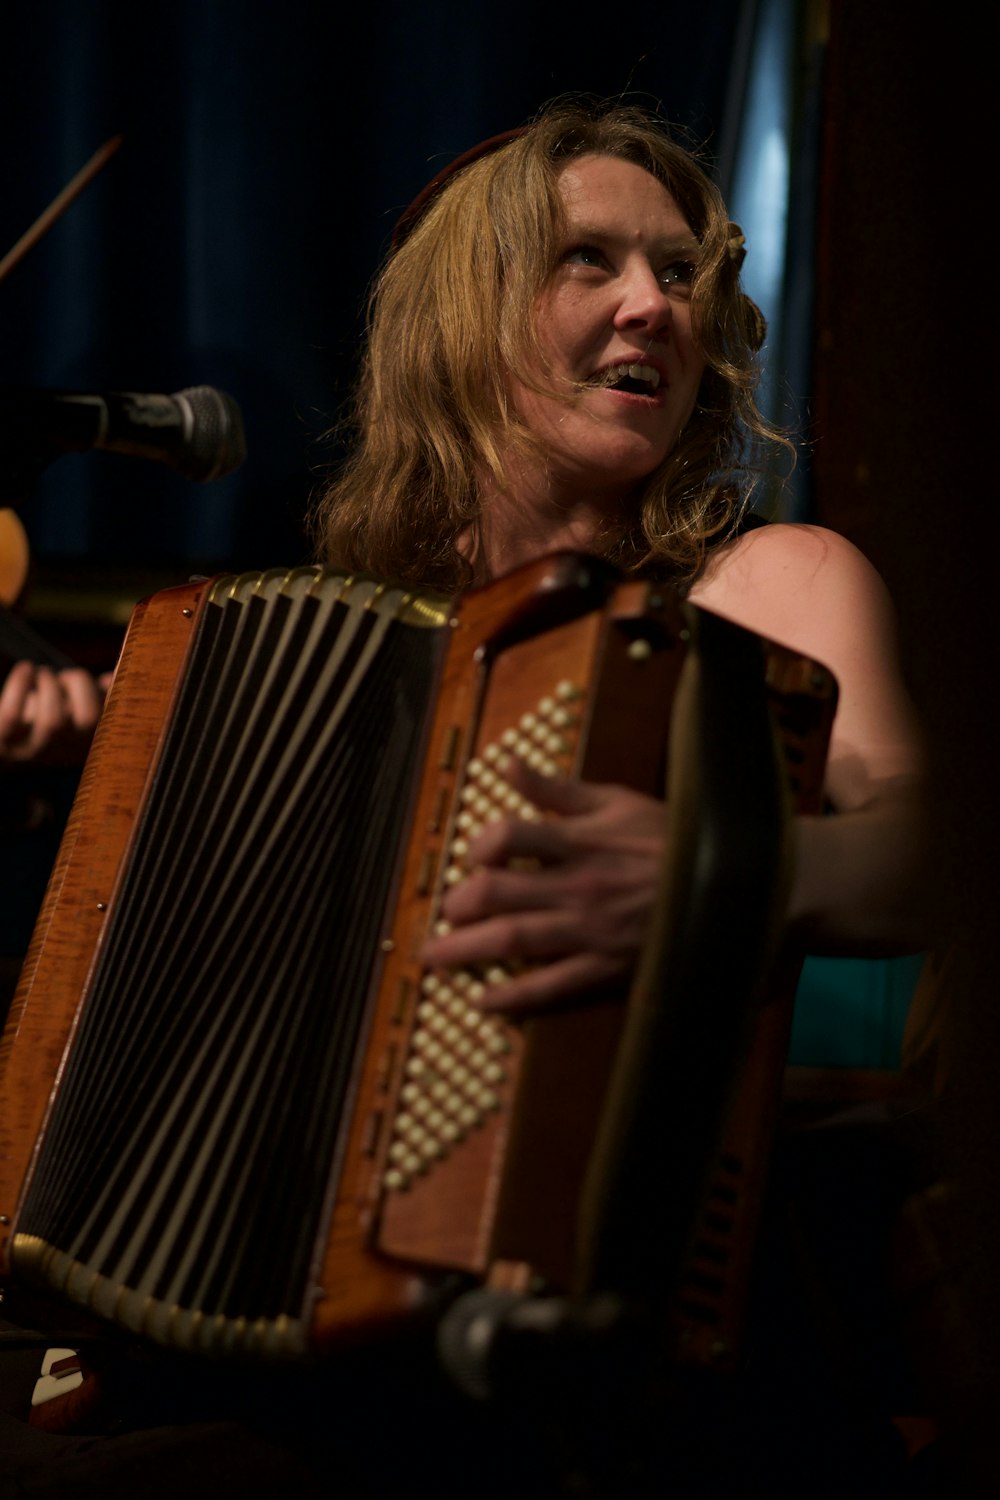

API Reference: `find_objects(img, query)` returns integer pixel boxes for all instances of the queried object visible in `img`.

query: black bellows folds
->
[18,575,442,1332]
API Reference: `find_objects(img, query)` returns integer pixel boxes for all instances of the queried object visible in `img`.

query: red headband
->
[391,127,528,251]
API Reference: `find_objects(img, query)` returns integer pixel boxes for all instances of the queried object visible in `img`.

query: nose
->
[613,260,673,334]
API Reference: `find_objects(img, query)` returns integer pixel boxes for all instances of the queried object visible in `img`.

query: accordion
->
[0,552,836,1370]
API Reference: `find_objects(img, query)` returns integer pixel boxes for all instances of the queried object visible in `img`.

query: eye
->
[563,244,608,271]
[658,259,697,289]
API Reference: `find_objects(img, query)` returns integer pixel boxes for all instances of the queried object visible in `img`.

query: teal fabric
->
[788,953,927,1069]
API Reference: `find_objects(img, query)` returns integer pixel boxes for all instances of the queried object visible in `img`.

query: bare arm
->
[691,524,930,955]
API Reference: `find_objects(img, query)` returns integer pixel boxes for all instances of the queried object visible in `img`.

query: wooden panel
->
[0,581,205,1260]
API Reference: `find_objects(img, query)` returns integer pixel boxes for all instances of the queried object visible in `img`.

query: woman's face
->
[507,154,707,519]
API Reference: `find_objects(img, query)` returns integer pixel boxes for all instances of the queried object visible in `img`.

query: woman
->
[309,104,935,1491]
[0,100,931,1500]
[311,99,929,1011]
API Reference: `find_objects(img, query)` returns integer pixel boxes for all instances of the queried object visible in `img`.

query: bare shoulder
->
[688,522,895,668]
[690,522,923,799]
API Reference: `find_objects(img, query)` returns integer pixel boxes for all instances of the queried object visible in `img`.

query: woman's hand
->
[0,661,109,769]
[420,757,666,1013]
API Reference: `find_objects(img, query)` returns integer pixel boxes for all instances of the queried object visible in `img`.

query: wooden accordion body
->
[0,553,836,1368]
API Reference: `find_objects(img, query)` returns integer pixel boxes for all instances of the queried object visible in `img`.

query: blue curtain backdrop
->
[1,0,756,574]
[716,0,823,521]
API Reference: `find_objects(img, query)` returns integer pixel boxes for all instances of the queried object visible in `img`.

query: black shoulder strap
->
[733,509,769,538]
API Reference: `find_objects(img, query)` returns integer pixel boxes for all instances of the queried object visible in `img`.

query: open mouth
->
[587,362,662,396]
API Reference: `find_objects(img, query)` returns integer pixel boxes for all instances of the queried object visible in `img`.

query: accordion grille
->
[13,570,446,1355]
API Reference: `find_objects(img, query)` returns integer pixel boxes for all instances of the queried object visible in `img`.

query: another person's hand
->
[0,661,110,769]
[421,758,666,1013]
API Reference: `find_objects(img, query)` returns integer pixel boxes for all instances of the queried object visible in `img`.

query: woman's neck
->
[468,461,628,581]
[475,508,603,580]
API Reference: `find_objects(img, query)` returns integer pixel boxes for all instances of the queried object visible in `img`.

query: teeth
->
[591,363,660,392]
[627,363,660,390]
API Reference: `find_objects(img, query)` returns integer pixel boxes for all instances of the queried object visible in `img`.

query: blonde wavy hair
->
[309,97,783,593]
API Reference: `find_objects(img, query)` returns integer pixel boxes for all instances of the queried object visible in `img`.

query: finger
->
[477,951,625,1014]
[1,665,62,759]
[421,907,584,972]
[463,779,660,871]
[21,666,65,744]
[461,766,625,869]
[501,757,606,817]
[439,864,580,927]
[57,668,103,734]
[463,813,574,870]
[0,660,36,737]
[496,762,659,844]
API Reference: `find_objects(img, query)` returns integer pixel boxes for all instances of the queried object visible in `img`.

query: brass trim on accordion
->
[0,552,836,1368]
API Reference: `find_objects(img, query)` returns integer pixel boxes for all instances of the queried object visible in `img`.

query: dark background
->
[0,0,746,578]
[810,12,997,1472]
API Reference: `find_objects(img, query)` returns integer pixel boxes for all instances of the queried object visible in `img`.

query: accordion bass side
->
[0,552,836,1365]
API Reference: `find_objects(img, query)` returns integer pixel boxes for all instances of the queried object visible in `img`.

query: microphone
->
[0,385,247,484]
